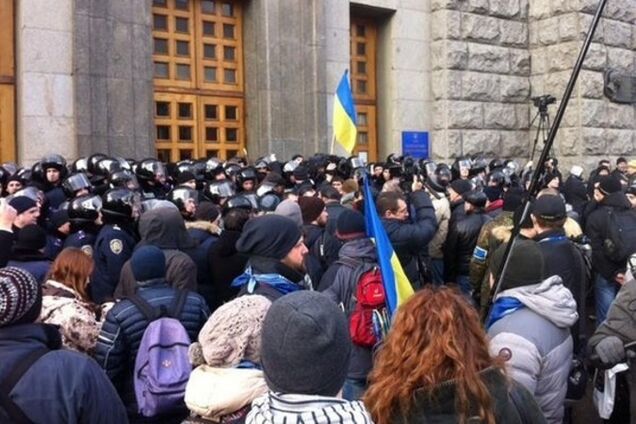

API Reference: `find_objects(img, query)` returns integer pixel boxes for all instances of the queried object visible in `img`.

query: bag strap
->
[169,289,188,318]
[508,382,532,424]
[0,349,49,424]
[128,294,159,322]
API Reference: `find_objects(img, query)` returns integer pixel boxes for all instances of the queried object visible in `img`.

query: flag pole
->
[485,0,609,322]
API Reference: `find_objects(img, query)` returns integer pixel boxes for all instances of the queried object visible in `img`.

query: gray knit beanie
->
[0,267,42,327]
[274,200,303,228]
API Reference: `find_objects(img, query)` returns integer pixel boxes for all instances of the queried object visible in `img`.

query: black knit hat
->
[336,209,366,240]
[598,175,622,195]
[298,196,325,224]
[463,190,488,208]
[131,245,166,283]
[195,201,220,222]
[292,166,309,181]
[49,209,70,229]
[176,171,196,185]
[450,179,472,196]
[261,291,351,396]
[532,195,566,222]
[10,196,37,214]
[490,239,545,291]
[13,224,47,251]
[236,215,302,260]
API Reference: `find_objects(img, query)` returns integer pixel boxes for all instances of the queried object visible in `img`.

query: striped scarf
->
[246,392,373,424]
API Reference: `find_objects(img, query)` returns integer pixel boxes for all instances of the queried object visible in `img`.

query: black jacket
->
[382,191,437,287]
[562,175,588,214]
[303,224,327,287]
[0,229,13,267]
[585,192,634,280]
[207,230,248,310]
[444,210,491,281]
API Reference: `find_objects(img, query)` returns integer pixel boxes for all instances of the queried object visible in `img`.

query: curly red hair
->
[364,286,504,424]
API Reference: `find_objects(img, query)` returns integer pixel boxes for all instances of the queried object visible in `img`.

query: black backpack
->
[603,209,636,263]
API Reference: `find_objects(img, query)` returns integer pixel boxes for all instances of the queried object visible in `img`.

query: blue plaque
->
[402,131,429,159]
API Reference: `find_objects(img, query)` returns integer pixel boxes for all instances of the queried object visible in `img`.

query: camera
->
[532,95,556,111]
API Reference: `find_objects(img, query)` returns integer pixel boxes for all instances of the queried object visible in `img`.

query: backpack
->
[338,257,389,347]
[603,209,636,263]
[129,290,191,418]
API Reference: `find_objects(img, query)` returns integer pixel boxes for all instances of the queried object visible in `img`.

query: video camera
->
[532,95,556,112]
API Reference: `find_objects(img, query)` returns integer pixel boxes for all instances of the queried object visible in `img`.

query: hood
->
[338,238,376,262]
[247,393,371,424]
[186,220,222,235]
[603,192,632,210]
[497,275,578,328]
[216,230,242,256]
[138,207,196,249]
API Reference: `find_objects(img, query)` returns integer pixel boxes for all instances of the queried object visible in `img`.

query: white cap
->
[570,165,583,178]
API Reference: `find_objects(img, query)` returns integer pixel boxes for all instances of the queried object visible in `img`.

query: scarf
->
[231,266,301,296]
[486,296,525,329]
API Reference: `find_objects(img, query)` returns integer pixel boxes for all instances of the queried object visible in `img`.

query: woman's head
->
[47,248,93,302]
[364,286,502,424]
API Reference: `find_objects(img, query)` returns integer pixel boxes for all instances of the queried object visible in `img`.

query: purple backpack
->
[129,290,191,418]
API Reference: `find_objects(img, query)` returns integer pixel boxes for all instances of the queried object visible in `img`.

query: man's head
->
[594,175,622,203]
[13,224,47,253]
[0,267,42,328]
[628,160,636,176]
[489,239,545,291]
[616,157,627,174]
[449,179,472,203]
[236,215,307,273]
[376,191,408,221]
[130,245,166,284]
[335,209,366,241]
[176,171,197,190]
[9,196,40,228]
[531,194,566,232]
[298,196,327,226]
[463,190,487,214]
[318,185,341,204]
[260,291,351,397]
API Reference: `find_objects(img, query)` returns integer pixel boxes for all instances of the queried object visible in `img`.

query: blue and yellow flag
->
[332,71,357,153]
[363,177,414,317]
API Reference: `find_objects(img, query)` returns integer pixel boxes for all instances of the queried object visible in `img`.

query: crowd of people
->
[1,151,636,423]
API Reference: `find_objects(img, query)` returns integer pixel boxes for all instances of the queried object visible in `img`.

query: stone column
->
[74,0,154,159]
[430,0,531,161]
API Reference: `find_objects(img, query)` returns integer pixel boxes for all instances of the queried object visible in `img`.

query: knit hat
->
[490,239,545,291]
[298,196,325,224]
[13,224,47,251]
[195,201,220,222]
[263,172,285,186]
[188,295,272,367]
[131,245,166,283]
[598,175,622,195]
[503,188,523,212]
[463,190,488,208]
[260,291,351,396]
[49,209,70,229]
[10,196,37,214]
[293,166,309,181]
[176,171,196,185]
[336,209,366,240]
[449,179,472,196]
[532,195,566,222]
[236,215,302,260]
[0,267,42,327]
[274,200,303,227]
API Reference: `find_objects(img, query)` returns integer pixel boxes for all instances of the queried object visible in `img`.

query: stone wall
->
[430,0,531,161]
[529,0,636,173]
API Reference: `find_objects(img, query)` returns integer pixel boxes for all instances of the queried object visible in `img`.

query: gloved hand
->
[595,336,625,365]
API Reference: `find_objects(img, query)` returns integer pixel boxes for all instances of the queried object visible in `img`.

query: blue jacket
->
[0,323,128,423]
[94,281,209,416]
[7,250,52,284]
[91,224,137,303]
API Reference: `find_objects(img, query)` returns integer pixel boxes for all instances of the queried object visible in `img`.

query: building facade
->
[0,0,634,171]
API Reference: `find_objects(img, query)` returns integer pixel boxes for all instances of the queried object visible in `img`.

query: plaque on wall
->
[604,70,636,104]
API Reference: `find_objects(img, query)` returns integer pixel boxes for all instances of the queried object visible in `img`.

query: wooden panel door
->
[0,0,16,162]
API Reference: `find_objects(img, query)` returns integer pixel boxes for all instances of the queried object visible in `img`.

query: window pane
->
[356,24,365,37]
[226,128,238,142]
[356,42,365,55]
[155,101,170,117]
[222,3,234,16]
[178,103,192,119]
[358,132,368,145]
[203,44,216,59]
[156,125,170,140]
[175,17,188,33]
[357,61,366,75]
[227,149,238,158]
[153,14,167,30]
[225,105,237,120]
[176,40,189,56]
[179,126,193,141]
[357,79,367,94]
[206,149,219,157]
[175,0,188,10]
[154,38,168,55]
[153,0,167,7]
[223,46,235,61]
[180,150,193,160]
[202,0,215,14]
[223,69,236,84]
[223,24,234,39]
[205,127,218,141]
[357,112,367,125]
[205,105,218,120]
[204,67,217,82]
[154,62,169,78]
[176,64,190,80]
[157,149,171,162]
[203,21,215,36]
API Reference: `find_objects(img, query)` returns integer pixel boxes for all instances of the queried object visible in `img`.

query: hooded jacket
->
[207,230,248,310]
[246,392,372,424]
[589,277,636,353]
[562,175,588,214]
[114,208,199,298]
[488,276,578,424]
[0,323,127,423]
[323,238,377,380]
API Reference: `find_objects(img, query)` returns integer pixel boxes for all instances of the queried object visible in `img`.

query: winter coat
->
[562,175,588,214]
[488,276,578,424]
[394,367,546,424]
[303,224,327,286]
[443,209,491,281]
[91,223,137,303]
[7,249,52,284]
[428,192,451,260]
[382,190,437,286]
[323,238,377,380]
[94,280,209,417]
[246,392,372,424]
[589,277,636,356]
[584,192,634,280]
[534,229,588,354]
[0,323,127,423]
[39,279,108,355]
[207,230,248,310]
[0,229,14,267]
[186,220,221,253]
[185,365,268,423]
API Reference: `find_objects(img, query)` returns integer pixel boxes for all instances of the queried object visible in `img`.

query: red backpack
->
[349,266,389,347]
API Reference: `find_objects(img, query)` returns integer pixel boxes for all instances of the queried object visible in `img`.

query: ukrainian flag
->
[333,70,357,154]
[363,177,415,317]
